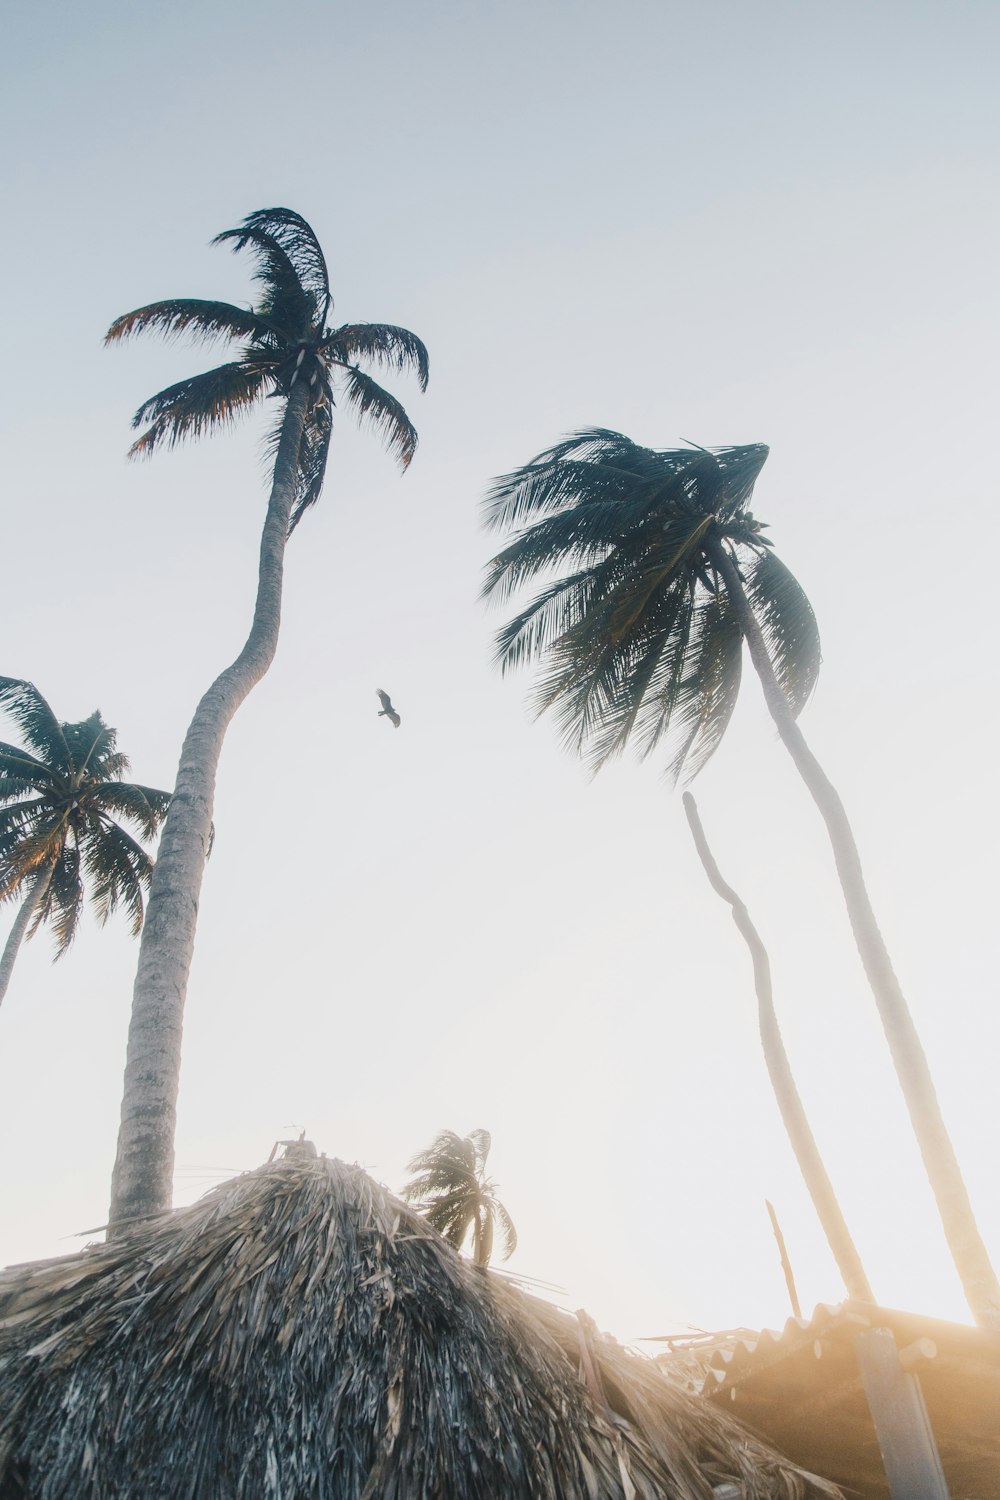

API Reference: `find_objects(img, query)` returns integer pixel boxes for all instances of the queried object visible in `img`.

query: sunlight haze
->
[1,0,998,1346]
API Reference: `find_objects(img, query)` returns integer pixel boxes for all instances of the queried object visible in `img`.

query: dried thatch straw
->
[0,1155,840,1499]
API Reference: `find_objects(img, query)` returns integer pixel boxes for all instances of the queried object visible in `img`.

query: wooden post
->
[854,1326,950,1498]
[765,1199,802,1319]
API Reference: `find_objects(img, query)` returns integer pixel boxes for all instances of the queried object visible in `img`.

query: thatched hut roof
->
[0,1155,839,1499]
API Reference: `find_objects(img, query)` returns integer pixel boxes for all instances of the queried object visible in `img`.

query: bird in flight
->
[377,689,401,728]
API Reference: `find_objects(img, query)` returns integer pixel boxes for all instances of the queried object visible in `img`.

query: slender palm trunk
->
[708,538,1000,1330]
[108,380,312,1232]
[0,865,54,1010]
[683,792,874,1303]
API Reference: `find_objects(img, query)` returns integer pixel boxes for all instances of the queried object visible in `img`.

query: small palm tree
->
[484,431,1000,1331]
[402,1129,517,1267]
[106,209,428,1230]
[0,678,171,1008]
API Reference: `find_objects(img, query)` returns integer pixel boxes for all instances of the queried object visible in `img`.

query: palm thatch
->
[0,1154,840,1499]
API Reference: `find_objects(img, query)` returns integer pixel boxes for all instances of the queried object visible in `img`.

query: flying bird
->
[377,689,401,728]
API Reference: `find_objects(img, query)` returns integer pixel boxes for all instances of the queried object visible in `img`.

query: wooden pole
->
[854,1326,950,1498]
[766,1199,802,1320]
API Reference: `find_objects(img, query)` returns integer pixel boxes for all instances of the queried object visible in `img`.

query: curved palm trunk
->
[683,792,874,1303]
[108,380,311,1232]
[708,539,1000,1330]
[0,865,54,1010]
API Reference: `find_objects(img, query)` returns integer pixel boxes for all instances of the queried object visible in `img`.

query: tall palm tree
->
[106,209,428,1231]
[483,431,1000,1331]
[684,791,873,1304]
[401,1129,517,1267]
[0,677,171,1008]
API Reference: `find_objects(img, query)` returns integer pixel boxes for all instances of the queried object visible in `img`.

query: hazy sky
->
[2,0,998,1343]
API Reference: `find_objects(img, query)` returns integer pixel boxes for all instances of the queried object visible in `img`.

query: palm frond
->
[341,367,418,469]
[105,299,270,348]
[484,445,657,535]
[212,224,314,336]
[62,712,125,779]
[582,581,698,771]
[0,743,56,796]
[32,843,82,954]
[0,797,47,845]
[128,362,269,458]
[0,680,70,769]
[288,396,333,534]
[491,567,601,675]
[744,547,821,715]
[467,1128,492,1166]
[493,1199,518,1259]
[237,208,331,312]
[84,819,151,935]
[89,783,171,840]
[0,812,64,901]
[329,324,429,391]
[664,589,744,783]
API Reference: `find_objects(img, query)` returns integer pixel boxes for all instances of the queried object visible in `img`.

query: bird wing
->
[376,689,393,712]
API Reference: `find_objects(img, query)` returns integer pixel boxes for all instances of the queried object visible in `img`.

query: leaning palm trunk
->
[683,792,874,1304]
[0,864,53,1010]
[708,539,1000,1331]
[108,382,311,1231]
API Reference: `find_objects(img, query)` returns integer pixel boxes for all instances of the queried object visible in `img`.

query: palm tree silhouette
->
[106,209,428,1229]
[0,677,170,1008]
[402,1130,517,1267]
[484,430,1000,1330]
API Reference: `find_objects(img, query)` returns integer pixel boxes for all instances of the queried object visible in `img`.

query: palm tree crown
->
[106,206,429,530]
[0,677,171,962]
[402,1129,517,1267]
[483,431,819,780]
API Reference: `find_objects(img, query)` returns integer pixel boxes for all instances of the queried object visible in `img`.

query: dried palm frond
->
[0,1155,841,1499]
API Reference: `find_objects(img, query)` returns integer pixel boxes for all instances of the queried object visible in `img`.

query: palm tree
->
[684,791,873,1304]
[401,1129,517,1267]
[106,209,428,1231]
[0,677,171,1008]
[483,431,1000,1331]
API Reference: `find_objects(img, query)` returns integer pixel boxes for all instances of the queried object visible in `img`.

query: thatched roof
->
[0,1155,840,1499]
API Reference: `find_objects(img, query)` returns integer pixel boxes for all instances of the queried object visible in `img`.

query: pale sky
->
[1,0,998,1344]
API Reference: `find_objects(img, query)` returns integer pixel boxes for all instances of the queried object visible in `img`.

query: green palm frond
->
[341,366,419,469]
[330,324,430,391]
[61,712,127,779]
[745,549,821,713]
[89,783,172,840]
[0,686,171,953]
[663,589,745,781]
[485,455,651,538]
[105,300,271,348]
[484,432,815,782]
[0,744,55,796]
[84,819,151,935]
[0,817,64,900]
[33,844,82,954]
[128,363,270,457]
[0,679,69,769]
[0,799,60,862]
